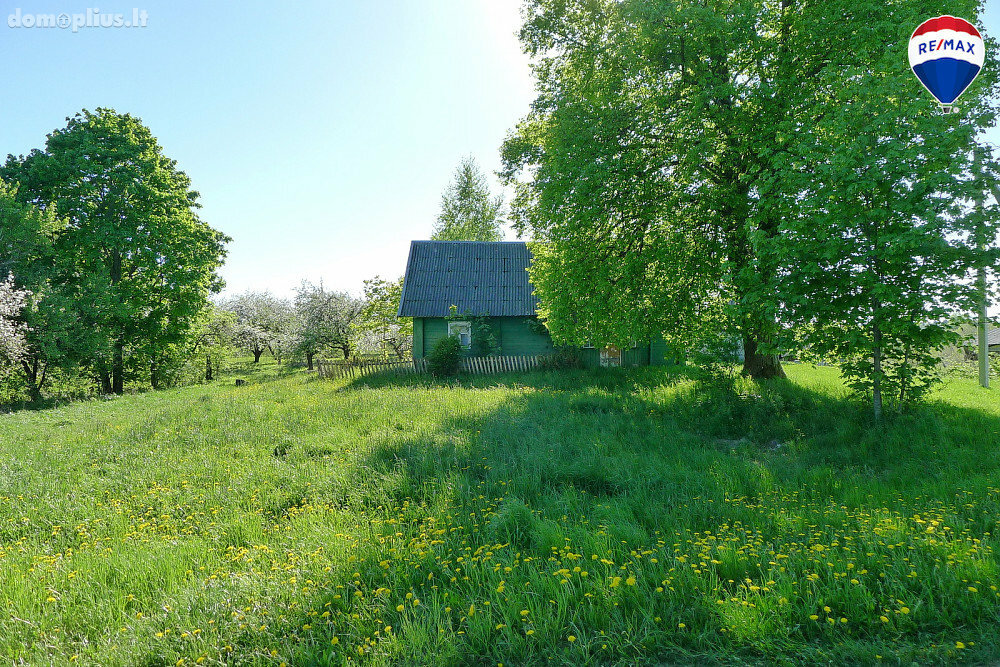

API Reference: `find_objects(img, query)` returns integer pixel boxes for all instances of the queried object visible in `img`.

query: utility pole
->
[979,251,990,389]
[971,146,991,389]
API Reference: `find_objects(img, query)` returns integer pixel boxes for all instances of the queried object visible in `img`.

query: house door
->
[600,345,621,367]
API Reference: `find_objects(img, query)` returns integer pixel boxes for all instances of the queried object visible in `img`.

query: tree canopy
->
[431,157,505,242]
[501,0,999,413]
[2,108,229,393]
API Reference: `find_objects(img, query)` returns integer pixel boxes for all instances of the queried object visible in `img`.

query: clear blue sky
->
[0,0,534,297]
[1,1,998,298]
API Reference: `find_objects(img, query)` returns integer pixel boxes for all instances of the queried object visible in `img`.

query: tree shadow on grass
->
[253,365,1000,664]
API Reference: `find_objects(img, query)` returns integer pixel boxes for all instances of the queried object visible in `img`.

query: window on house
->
[582,341,595,349]
[448,321,472,349]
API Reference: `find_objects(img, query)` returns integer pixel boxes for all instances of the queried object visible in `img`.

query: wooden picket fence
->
[316,358,428,380]
[459,355,545,374]
[316,354,546,380]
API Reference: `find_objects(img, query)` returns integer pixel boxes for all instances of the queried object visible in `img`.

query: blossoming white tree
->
[0,274,29,365]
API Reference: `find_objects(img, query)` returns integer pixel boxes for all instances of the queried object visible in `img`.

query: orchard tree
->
[501,0,998,401]
[431,157,505,241]
[0,275,28,366]
[2,109,229,394]
[188,306,236,382]
[360,276,412,360]
[220,291,292,363]
[292,281,364,368]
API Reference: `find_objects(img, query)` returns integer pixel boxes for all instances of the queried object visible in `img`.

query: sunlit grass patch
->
[0,363,998,664]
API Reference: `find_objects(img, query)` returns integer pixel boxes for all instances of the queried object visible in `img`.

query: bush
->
[428,335,462,377]
[539,347,583,370]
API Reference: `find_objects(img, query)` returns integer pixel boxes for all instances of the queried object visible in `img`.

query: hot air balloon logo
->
[908,16,984,113]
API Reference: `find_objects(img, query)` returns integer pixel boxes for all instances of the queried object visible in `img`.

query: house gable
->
[398,241,538,318]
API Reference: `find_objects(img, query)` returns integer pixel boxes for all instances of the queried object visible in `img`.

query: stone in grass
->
[235,379,246,386]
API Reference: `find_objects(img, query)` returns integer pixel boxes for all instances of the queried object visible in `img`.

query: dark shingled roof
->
[397,241,538,318]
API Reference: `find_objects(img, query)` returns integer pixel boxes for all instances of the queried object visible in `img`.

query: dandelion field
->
[1,363,999,665]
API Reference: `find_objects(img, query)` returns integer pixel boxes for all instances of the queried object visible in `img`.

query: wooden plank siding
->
[412,316,555,359]
[413,316,668,368]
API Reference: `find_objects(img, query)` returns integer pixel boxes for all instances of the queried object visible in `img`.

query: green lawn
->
[0,363,998,665]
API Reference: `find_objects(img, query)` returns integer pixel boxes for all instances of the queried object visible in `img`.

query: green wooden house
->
[397,240,673,367]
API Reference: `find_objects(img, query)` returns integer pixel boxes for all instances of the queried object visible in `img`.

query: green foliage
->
[0,365,999,663]
[428,335,462,377]
[431,156,504,242]
[1,108,229,394]
[501,0,1000,404]
[524,317,549,338]
[447,308,501,357]
[470,318,500,357]
[360,276,412,359]
[0,182,79,399]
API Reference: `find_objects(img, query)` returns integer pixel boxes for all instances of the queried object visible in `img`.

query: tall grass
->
[0,363,997,664]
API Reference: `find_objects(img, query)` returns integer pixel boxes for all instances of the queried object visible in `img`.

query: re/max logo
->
[917,39,976,55]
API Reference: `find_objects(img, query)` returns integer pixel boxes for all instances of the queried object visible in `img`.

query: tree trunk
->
[306,352,314,371]
[872,319,883,422]
[742,334,786,379]
[253,348,263,364]
[98,366,113,395]
[979,267,990,389]
[150,360,160,390]
[112,341,125,394]
[205,353,213,381]
[20,357,43,402]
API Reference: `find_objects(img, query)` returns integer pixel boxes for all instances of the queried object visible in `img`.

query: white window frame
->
[448,321,472,349]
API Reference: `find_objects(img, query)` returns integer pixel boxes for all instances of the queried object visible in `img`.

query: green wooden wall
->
[413,317,555,359]
[412,317,676,369]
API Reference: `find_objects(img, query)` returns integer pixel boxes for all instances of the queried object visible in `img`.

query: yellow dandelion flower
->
[626,576,636,586]
[956,641,966,649]
[568,635,576,643]
[396,604,405,612]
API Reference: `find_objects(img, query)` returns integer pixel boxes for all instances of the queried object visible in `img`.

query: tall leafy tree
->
[2,109,229,393]
[431,157,505,241]
[778,100,999,417]
[0,182,81,399]
[502,0,998,398]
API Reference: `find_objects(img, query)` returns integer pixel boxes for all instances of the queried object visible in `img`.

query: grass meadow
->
[0,362,999,665]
